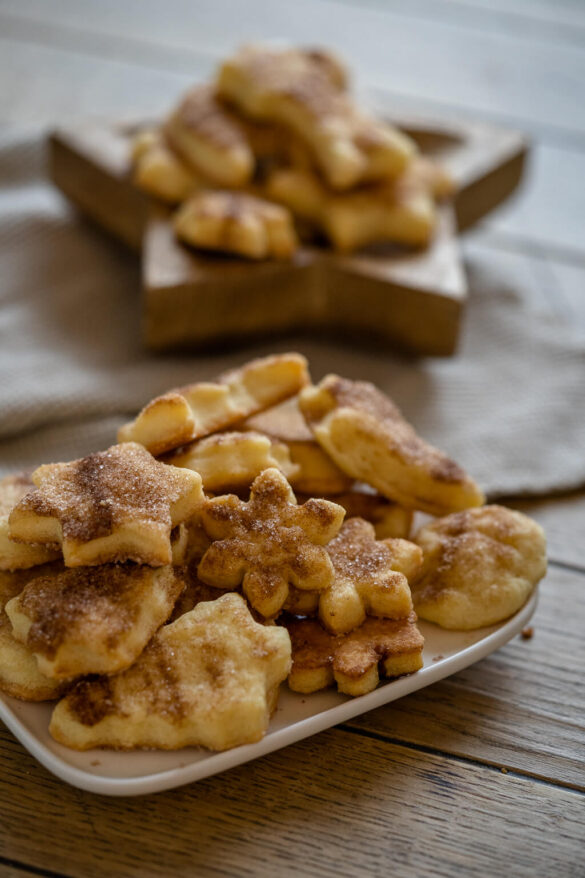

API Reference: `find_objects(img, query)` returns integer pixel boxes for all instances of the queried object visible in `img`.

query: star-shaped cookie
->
[49,593,292,751]
[198,467,345,618]
[6,562,185,680]
[8,443,203,567]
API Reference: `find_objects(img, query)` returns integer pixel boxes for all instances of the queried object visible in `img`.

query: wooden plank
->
[479,141,585,260]
[348,564,585,790]
[510,493,585,570]
[1,0,585,142]
[0,723,583,878]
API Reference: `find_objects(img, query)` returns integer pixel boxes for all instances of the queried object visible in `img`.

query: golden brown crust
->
[217,45,415,190]
[244,396,353,494]
[163,430,299,493]
[300,376,485,516]
[318,518,414,634]
[174,190,298,260]
[164,84,254,187]
[198,468,345,618]
[412,506,547,630]
[0,473,61,571]
[118,353,310,457]
[8,443,203,567]
[0,564,66,700]
[284,611,423,695]
[49,594,291,751]
[265,165,436,251]
[6,563,184,678]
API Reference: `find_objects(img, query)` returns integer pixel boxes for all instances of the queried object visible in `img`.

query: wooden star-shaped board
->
[49,113,527,356]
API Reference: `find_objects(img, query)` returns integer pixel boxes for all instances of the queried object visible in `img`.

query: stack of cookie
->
[0,353,547,753]
[132,45,452,259]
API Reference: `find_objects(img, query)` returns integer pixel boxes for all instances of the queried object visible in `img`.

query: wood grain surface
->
[1,1,584,875]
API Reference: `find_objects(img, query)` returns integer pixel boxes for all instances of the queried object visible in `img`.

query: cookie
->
[283,520,421,625]
[163,430,299,493]
[49,593,291,751]
[265,165,436,251]
[244,396,353,494]
[132,129,203,204]
[198,467,345,618]
[285,611,424,696]
[6,563,184,679]
[318,518,416,634]
[217,45,415,189]
[300,375,484,516]
[174,190,298,260]
[8,443,203,567]
[411,505,547,629]
[164,84,254,187]
[0,473,60,571]
[0,565,66,700]
[118,353,310,456]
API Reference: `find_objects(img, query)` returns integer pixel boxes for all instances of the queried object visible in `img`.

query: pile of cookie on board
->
[133,44,453,259]
[0,354,546,752]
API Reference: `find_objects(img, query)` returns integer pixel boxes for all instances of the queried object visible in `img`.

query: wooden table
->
[0,1,584,875]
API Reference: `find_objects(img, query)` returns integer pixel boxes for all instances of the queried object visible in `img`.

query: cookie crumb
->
[432,655,444,663]
[521,626,534,640]
[501,767,508,774]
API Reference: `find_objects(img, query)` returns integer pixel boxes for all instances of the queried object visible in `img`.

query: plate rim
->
[0,590,538,796]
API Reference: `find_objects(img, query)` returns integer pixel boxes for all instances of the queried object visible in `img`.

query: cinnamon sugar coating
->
[0,473,60,571]
[8,443,203,567]
[412,505,547,630]
[0,564,66,700]
[285,611,424,696]
[6,563,184,679]
[198,467,345,618]
[318,518,417,634]
[49,594,291,751]
[300,375,485,516]
[164,84,254,187]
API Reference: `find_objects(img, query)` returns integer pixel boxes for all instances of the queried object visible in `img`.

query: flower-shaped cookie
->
[318,518,418,634]
[198,467,345,618]
[8,443,203,567]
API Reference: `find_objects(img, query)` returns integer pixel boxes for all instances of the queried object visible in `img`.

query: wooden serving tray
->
[49,116,527,356]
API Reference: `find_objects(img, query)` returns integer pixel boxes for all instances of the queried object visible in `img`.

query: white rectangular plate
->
[0,592,537,796]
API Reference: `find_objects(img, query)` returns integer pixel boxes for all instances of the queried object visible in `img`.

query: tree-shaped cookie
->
[285,612,424,696]
[319,518,420,634]
[49,594,292,751]
[8,443,203,567]
[198,467,345,618]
